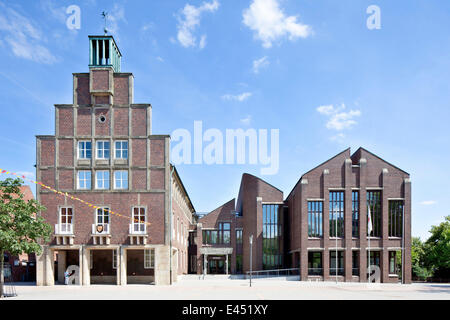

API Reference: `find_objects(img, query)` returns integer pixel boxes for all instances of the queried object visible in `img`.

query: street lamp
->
[249,235,253,287]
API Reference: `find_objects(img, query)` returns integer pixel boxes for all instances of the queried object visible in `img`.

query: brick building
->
[35,35,195,286]
[189,148,411,284]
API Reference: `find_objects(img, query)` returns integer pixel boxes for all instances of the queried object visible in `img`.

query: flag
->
[367,205,373,236]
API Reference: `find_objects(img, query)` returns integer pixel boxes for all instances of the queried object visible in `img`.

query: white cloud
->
[243,0,312,48]
[240,115,252,125]
[176,0,219,49]
[106,4,126,36]
[222,92,252,102]
[0,3,58,64]
[253,56,269,74]
[420,200,437,206]
[16,171,35,179]
[156,56,164,62]
[317,104,361,131]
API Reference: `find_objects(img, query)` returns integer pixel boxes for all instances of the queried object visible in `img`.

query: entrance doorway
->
[206,255,231,274]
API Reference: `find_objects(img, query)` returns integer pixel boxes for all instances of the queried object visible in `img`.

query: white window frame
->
[114,140,128,159]
[78,141,92,159]
[112,250,117,269]
[95,207,110,232]
[58,207,73,234]
[144,249,155,269]
[95,170,110,190]
[77,171,91,190]
[114,170,128,190]
[96,140,110,159]
[131,207,146,233]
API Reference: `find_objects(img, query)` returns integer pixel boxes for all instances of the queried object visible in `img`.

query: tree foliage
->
[424,216,450,279]
[0,178,52,297]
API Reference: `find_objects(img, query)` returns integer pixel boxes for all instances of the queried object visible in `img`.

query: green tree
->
[411,237,434,281]
[424,216,450,279]
[0,178,52,298]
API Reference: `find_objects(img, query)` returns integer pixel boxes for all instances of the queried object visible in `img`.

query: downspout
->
[169,164,175,285]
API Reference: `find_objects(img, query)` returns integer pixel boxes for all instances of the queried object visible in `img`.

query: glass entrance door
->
[207,257,225,274]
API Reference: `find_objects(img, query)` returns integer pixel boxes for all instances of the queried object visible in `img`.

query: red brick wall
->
[132,169,147,190]
[132,139,146,167]
[58,108,74,136]
[113,108,128,136]
[91,70,109,91]
[58,139,73,166]
[75,75,90,105]
[40,139,55,166]
[150,139,165,166]
[77,108,92,135]
[94,109,110,136]
[58,170,73,190]
[150,169,164,190]
[113,76,129,105]
[131,108,147,136]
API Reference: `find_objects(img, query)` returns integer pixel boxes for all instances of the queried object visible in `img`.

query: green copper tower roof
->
[88,35,122,72]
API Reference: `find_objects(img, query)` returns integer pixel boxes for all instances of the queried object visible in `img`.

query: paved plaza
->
[3,279,449,300]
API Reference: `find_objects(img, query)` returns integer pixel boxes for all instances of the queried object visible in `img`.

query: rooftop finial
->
[101,11,108,35]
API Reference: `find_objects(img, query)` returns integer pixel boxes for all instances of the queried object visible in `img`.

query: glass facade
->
[262,204,282,270]
[308,201,323,237]
[329,191,344,237]
[389,200,403,237]
[329,251,344,276]
[367,191,382,237]
[308,252,323,275]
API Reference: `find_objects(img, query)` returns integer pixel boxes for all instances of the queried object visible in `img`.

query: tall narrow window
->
[329,251,344,276]
[112,250,117,269]
[95,170,110,189]
[114,170,128,189]
[132,207,146,233]
[236,229,243,245]
[329,191,344,237]
[96,141,110,159]
[77,171,91,190]
[389,251,397,274]
[308,252,323,275]
[308,201,323,238]
[262,204,282,270]
[115,141,128,159]
[389,200,403,238]
[352,251,359,276]
[78,141,92,159]
[144,249,155,268]
[218,222,231,244]
[367,191,382,237]
[59,207,73,234]
[352,191,359,237]
[96,207,110,233]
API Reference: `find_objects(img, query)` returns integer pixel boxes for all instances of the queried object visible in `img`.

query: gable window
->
[114,170,128,189]
[77,171,91,190]
[367,191,382,237]
[115,141,128,159]
[389,200,403,238]
[262,204,282,270]
[95,171,110,190]
[329,191,344,238]
[218,222,231,244]
[308,201,323,237]
[78,141,92,159]
[96,141,110,159]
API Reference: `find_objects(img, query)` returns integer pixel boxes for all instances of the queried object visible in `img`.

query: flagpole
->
[335,205,338,283]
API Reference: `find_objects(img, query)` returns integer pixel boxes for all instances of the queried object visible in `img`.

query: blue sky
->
[0,0,449,241]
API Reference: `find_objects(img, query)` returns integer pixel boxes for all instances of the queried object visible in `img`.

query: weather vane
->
[101,11,108,35]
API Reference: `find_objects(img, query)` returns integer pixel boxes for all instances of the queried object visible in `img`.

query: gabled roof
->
[351,147,410,175]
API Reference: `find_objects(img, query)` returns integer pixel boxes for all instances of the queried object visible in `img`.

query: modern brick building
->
[35,35,195,286]
[189,148,411,284]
